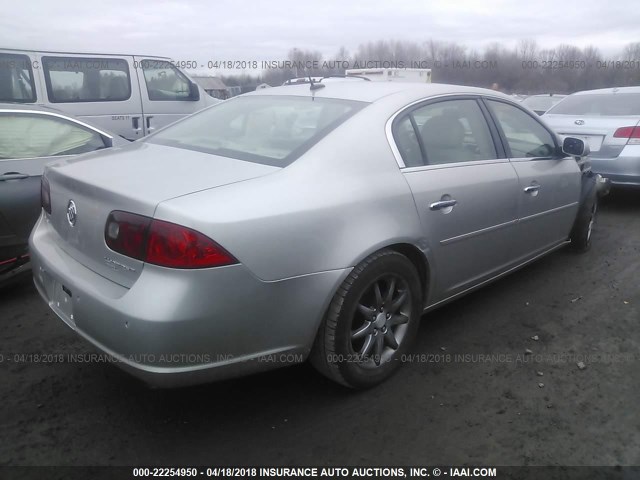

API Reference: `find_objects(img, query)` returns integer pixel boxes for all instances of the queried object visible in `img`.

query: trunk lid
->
[543,114,640,158]
[45,142,279,287]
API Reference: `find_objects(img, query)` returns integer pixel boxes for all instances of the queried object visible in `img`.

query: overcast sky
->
[1,0,637,73]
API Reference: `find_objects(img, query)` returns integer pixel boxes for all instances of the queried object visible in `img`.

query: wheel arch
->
[385,242,431,308]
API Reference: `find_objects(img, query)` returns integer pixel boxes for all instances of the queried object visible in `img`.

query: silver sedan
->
[544,86,640,188]
[30,82,597,388]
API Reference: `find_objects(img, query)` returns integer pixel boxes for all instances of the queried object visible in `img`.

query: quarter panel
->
[154,101,426,282]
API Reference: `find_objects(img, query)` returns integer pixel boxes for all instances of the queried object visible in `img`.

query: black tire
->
[570,194,598,252]
[310,249,422,389]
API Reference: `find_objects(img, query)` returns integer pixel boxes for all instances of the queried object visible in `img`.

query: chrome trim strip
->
[518,202,578,224]
[440,219,518,245]
[439,202,578,245]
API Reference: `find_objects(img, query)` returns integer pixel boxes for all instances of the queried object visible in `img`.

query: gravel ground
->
[0,189,639,468]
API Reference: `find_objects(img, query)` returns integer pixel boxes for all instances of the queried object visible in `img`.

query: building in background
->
[192,76,228,99]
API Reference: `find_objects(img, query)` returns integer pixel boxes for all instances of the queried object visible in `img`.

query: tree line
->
[221,39,640,94]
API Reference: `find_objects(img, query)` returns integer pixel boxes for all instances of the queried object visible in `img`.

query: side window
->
[43,57,131,103]
[486,100,556,158]
[141,60,193,101]
[0,113,106,160]
[394,116,424,167]
[412,99,497,165]
[0,53,36,103]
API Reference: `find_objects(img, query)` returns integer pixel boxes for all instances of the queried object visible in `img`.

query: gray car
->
[0,104,125,282]
[543,86,640,188]
[29,82,597,388]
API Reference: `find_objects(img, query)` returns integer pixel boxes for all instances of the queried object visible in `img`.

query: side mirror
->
[562,137,590,158]
[188,82,200,101]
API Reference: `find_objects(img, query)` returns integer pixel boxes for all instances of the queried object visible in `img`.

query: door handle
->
[146,116,155,133]
[0,172,29,181]
[430,199,458,210]
[132,117,142,135]
[524,184,541,194]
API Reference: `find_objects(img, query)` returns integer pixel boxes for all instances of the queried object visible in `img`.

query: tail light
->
[105,211,238,269]
[613,126,640,145]
[41,177,52,214]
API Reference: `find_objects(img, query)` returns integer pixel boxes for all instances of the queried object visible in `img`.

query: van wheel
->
[310,249,422,389]
[570,196,597,253]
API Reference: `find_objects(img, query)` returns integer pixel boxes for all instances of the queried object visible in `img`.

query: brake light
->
[613,126,640,145]
[105,211,238,269]
[40,177,51,214]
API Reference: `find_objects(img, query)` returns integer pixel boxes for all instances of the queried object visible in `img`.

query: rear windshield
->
[147,95,366,167]
[546,93,640,116]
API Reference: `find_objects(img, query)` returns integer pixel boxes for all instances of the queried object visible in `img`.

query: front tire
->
[570,194,597,253]
[310,249,422,388]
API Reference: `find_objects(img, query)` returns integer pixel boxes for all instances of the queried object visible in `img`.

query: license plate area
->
[51,282,75,328]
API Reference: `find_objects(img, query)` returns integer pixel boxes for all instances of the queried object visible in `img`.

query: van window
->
[0,53,36,103]
[140,60,192,101]
[43,57,131,103]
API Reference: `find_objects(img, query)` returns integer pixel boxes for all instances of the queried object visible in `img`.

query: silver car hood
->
[44,142,279,288]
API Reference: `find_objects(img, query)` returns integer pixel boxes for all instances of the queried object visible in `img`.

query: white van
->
[0,48,218,140]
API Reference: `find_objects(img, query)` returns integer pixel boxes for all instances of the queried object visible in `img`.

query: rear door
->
[485,99,581,262]
[40,54,144,140]
[134,57,207,134]
[393,97,521,302]
[0,110,110,261]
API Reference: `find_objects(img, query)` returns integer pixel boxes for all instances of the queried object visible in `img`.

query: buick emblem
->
[575,119,585,125]
[66,200,77,227]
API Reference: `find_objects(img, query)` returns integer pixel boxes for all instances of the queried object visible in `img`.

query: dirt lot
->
[1,190,639,468]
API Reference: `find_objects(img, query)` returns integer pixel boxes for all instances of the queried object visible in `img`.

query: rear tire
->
[310,249,422,389]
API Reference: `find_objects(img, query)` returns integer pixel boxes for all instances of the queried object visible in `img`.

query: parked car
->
[30,82,597,388]
[521,94,567,115]
[543,87,640,188]
[0,48,218,141]
[0,103,126,282]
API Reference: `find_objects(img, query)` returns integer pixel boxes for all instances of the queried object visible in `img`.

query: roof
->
[192,76,227,91]
[246,81,512,104]
[1,47,170,59]
[572,86,640,95]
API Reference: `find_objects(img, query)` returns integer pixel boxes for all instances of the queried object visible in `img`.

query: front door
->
[484,99,581,261]
[134,57,206,134]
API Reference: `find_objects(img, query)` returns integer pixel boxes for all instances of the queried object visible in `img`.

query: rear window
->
[0,53,36,103]
[147,95,366,167]
[546,93,640,116]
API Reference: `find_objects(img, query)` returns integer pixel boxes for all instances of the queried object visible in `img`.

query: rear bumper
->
[590,146,640,187]
[29,214,349,387]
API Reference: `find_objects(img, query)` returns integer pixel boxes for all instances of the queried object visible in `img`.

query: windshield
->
[147,95,366,167]
[546,93,640,116]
